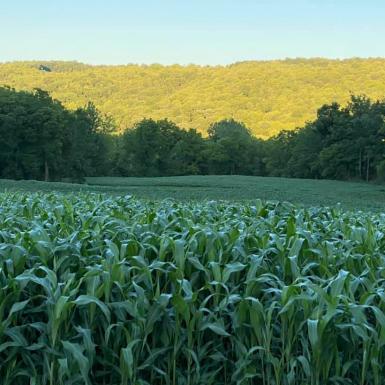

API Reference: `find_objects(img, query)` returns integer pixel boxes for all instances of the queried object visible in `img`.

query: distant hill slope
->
[2,58,385,137]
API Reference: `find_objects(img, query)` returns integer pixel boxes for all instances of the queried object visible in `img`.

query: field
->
[0,175,385,211]
[1,191,385,385]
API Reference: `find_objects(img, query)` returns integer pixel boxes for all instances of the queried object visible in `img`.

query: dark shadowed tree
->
[0,87,114,181]
[206,119,262,174]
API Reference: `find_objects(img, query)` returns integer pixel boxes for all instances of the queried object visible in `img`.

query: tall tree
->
[0,87,67,181]
[116,119,204,176]
[206,119,261,174]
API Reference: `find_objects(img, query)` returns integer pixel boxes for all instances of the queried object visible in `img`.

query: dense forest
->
[1,86,385,182]
[0,87,113,181]
[3,59,385,137]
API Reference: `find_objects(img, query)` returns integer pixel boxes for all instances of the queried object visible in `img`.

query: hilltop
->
[2,58,385,137]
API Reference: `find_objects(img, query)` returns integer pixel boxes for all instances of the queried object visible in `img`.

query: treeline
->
[115,95,385,181]
[0,87,115,181]
[264,95,385,181]
[1,86,385,182]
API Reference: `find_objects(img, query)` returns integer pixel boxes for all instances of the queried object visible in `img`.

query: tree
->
[206,119,261,174]
[263,95,385,181]
[0,87,67,181]
[285,125,323,179]
[0,87,114,181]
[69,103,115,178]
[116,119,198,176]
[263,130,296,177]
[169,129,206,175]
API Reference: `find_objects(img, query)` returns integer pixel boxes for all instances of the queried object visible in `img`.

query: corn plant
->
[1,192,385,384]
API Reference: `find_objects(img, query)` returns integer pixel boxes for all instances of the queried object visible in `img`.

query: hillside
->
[2,58,385,137]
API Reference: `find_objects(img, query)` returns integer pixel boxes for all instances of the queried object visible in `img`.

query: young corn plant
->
[1,193,385,384]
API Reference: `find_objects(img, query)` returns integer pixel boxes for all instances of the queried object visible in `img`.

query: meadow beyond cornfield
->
[2,192,385,385]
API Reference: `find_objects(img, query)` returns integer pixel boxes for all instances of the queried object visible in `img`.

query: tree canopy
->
[3,59,385,137]
[0,87,112,181]
[1,87,385,182]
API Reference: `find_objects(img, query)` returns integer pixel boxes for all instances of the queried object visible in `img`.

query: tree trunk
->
[359,149,362,178]
[366,154,370,182]
[44,160,49,182]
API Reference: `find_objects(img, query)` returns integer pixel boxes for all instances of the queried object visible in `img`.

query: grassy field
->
[0,175,384,210]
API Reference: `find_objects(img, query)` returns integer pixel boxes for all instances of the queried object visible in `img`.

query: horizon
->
[2,0,385,65]
[3,56,385,67]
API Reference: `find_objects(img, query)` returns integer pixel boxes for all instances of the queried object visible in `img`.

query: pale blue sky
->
[1,0,384,65]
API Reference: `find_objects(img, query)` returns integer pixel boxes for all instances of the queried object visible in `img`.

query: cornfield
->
[1,192,385,385]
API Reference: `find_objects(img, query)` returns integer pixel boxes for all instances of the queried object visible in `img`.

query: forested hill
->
[2,58,385,137]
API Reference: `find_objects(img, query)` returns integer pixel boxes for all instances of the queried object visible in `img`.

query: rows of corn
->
[1,193,385,385]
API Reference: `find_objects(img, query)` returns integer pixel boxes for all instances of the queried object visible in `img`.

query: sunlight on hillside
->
[2,58,385,137]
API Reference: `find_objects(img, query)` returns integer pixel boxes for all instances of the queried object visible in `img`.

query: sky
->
[1,0,385,65]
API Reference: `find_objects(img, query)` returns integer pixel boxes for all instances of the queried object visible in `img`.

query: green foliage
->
[0,87,67,180]
[0,87,113,181]
[376,160,385,181]
[115,118,264,177]
[265,95,385,181]
[205,119,264,175]
[1,175,385,211]
[116,119,205,176]
[4,58,385,137]
[1,192,385,384]
[1,84,385,182]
